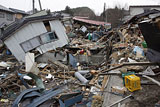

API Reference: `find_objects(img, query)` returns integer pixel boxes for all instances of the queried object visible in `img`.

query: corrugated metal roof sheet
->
[73,16,111,26]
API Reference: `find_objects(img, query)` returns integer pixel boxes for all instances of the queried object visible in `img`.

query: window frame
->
[40,31,59,44]
[20,36,41,52]
[6,13,13,21]
[0,12,5,18]
[20,31,59,52]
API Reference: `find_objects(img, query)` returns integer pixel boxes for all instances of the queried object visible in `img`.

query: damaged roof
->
[125,9,160,24]
[0,14,62,41]
[0,5,14,13]
[73,16,110,26]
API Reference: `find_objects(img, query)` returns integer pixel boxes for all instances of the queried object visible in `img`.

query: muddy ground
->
[125,75,160,107]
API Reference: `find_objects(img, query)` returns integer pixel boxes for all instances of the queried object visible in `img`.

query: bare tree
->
[105,4,128,28]
[64,6,73,16]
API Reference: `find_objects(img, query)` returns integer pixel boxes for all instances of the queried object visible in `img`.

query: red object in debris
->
[79,49,85,54]
[119,43,128,48]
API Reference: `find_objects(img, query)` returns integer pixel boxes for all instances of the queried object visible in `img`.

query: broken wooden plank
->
[100,76,108,92]
[142,75,160,87]
[89,75,98,85]
[48,60,69,71]
[102,62,159,73]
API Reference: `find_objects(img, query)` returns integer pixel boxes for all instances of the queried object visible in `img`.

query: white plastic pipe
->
[78,70,90,74]
[74,72,88,84]
[143,75,160,87]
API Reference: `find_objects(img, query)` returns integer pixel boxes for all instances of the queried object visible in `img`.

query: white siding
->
[4,35,25,62]
[4,22,47,62]
[14,22,47,43]
[37,20,69,53]
[30,22,47,36]
[4,20,68,62]
[50,20,69,42]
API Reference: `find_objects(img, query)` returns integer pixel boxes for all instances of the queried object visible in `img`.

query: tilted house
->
[0,15,69,62]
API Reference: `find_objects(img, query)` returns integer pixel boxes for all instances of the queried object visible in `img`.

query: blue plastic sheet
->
[69,54,77,68]
[133,46,144,56]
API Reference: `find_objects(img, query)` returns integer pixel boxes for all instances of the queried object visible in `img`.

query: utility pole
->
[103,3,106,22]
[33,0,35,13]
[38,0,42,11]
[33,0,42,13]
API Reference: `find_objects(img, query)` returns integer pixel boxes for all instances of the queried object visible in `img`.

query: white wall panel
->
[30,22,47,37]
[4,35,25,62]
[4,20,68,62]
[37,20,68,53]
[4,22,47,62]
[14,22,47,43]
[50,20,69,42]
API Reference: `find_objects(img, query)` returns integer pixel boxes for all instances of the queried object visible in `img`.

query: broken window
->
[40,31,58,44]
[144,8,150,13]
[20,31,58,52]
[6,13,13,21]
[21,41,32,52]
[20,37,41,52]
[43,21,51,32]
[49,32,58,40]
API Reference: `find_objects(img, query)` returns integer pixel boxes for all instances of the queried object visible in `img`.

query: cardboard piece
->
[111,86,127,94]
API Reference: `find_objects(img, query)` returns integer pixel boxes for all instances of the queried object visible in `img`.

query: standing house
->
[0,15,69,62]
[9,8,29,20]
[0,5,15,26]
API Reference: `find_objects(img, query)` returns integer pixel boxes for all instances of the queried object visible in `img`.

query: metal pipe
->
[109,94,132,107]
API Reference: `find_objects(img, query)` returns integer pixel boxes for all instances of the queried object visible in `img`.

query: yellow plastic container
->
[125,74,141,92]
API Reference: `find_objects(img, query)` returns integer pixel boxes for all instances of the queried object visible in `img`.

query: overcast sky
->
[0,0,160,15]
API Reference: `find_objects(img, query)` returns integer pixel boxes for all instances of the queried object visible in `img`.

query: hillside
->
[72,7,96,17]
[63,6,96,19]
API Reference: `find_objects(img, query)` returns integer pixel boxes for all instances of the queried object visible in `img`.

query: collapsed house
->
[0,15,69,62]
[102,9,160,107]
[73,16,111,29]
[125,9,160,62]
[0,9,160,107]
